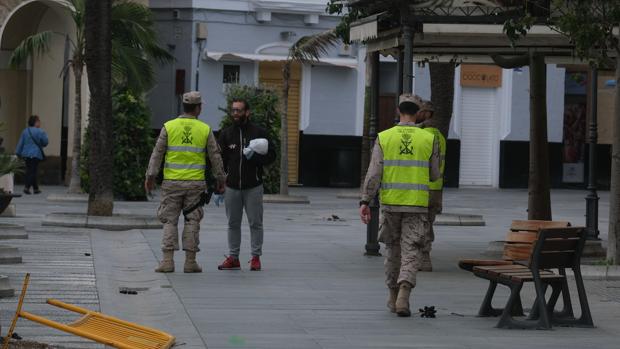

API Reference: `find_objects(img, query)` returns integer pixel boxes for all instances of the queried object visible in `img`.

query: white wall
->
[200,61,256,129]
[505,64,565,142]
[32,8,66,157]
[413,63,566,143]
[304,65,358,136]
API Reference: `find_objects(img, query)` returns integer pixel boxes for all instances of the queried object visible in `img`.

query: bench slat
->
[508,273,565,282]
[473,265,527,273]
[503,244,532,260]
[505,231,537,243]
[458,259,513,272]
[510,220,570,232]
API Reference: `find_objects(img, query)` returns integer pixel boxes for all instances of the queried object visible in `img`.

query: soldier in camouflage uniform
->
[145,91,226,273]
[360,94,440,317]
[418,99,446,272]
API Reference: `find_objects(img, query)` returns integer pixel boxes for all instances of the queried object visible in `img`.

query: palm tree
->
[8,0,172,194]
[280,30,339,195]
[85,0,113,216]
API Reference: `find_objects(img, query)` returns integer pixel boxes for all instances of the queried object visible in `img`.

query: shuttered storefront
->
[259,61,301,184]
[459,87,496,186]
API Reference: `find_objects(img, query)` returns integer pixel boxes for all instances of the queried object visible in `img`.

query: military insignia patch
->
[182,126,193,144]
[400,133,414,155]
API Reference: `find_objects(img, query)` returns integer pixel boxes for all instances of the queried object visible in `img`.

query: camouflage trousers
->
[157,187,204,252]
[424,212,437,255]
[379,211,431,288]
[426,190,442,255]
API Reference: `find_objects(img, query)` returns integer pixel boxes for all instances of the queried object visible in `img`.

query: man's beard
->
[233,116,247,125]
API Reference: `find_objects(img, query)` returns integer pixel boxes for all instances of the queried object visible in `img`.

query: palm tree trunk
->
[527,52,552,220]
[280,63,290,195]
[428,63,455,138]
[608,51,620,264]
[85,0,114,216]
[492,53,551,220]
[67,64,83,193]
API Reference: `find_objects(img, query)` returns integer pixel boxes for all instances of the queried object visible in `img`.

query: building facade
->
[0,0,149,184]
[0,0,84,183]
[377,61,613,189]
[148,0,366,187]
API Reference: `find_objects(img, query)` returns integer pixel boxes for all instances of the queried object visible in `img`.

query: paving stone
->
[0,275,15,298]
[0,224,28,240]
[0,245,22,264]
[5,186,620,349]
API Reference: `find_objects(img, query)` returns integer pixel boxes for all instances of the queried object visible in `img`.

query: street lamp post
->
[586,67,600,240]
[402,23,413,94]
[365,51,381,256]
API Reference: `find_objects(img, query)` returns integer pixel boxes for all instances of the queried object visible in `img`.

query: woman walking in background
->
[15,115,48,194]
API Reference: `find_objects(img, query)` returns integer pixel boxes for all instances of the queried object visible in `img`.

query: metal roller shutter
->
[459,87,496,186]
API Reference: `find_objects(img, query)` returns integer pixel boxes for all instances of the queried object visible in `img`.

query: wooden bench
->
[473,227,593,329]
[459,220,570,317]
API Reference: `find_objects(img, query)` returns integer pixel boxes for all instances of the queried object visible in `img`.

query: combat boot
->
[387,287,399,313]
[395,282,413,317]
[420,252,433,272]
[184,251,202,273]
[155,251,174,273]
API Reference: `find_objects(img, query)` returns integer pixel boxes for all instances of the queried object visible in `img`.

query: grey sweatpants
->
[225,185,264,257]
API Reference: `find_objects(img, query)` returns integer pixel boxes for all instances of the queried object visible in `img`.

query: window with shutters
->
[223,65,240,84]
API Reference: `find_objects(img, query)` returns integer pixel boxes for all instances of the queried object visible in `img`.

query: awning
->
[204,51,358,69]
[349,12,386,42]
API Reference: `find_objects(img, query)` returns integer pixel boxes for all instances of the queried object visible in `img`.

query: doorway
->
[459,87,497,186]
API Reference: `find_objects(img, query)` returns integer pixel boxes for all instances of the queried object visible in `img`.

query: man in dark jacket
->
[217,98,276,271]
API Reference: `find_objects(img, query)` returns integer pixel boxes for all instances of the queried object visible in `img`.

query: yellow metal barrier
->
[4,274,176,349]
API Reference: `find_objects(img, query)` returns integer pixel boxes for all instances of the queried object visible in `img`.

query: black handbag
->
[27,128,46,162]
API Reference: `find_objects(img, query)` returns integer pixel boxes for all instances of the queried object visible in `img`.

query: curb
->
[568,265,620,281]
[0,245,22,264]
[43,213,162,231]
[0,275,14,298]
[336,193,360,199]
[0,224,28,239]
[47,194,88,203]
[435,213,485,226]
[264,195,310,204]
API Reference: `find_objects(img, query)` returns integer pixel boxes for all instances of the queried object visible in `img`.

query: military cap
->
[182,91,202,104]
[399,93,424,108]
[421,99,435,113]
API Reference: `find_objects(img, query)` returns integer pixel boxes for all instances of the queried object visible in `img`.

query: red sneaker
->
[250,256,261,271]
[218,256,240,270]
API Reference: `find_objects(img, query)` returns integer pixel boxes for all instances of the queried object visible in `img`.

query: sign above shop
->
[460,65,503,88]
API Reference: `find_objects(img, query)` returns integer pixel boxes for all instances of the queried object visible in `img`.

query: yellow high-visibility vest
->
[163,117,210,181]
[424,127,446,190]
[378,125,434,207]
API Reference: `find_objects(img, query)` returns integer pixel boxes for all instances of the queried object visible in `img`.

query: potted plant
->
[0,122,23,214]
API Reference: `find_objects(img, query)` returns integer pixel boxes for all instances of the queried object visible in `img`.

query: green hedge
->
[218,85,281,194]
[81,90,154,200]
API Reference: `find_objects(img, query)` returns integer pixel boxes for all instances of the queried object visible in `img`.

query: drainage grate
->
[119,287,149,295]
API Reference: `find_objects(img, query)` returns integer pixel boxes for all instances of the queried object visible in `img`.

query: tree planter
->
[0,193,20,215]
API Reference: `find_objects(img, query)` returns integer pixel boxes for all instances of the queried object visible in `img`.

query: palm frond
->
[288,30,339,64]
[8,31,53,68]
[109,0,173,92]
[112,42,155,93]
[112,0,173,64]
[67,0,85,30]
[0,154,24,176]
